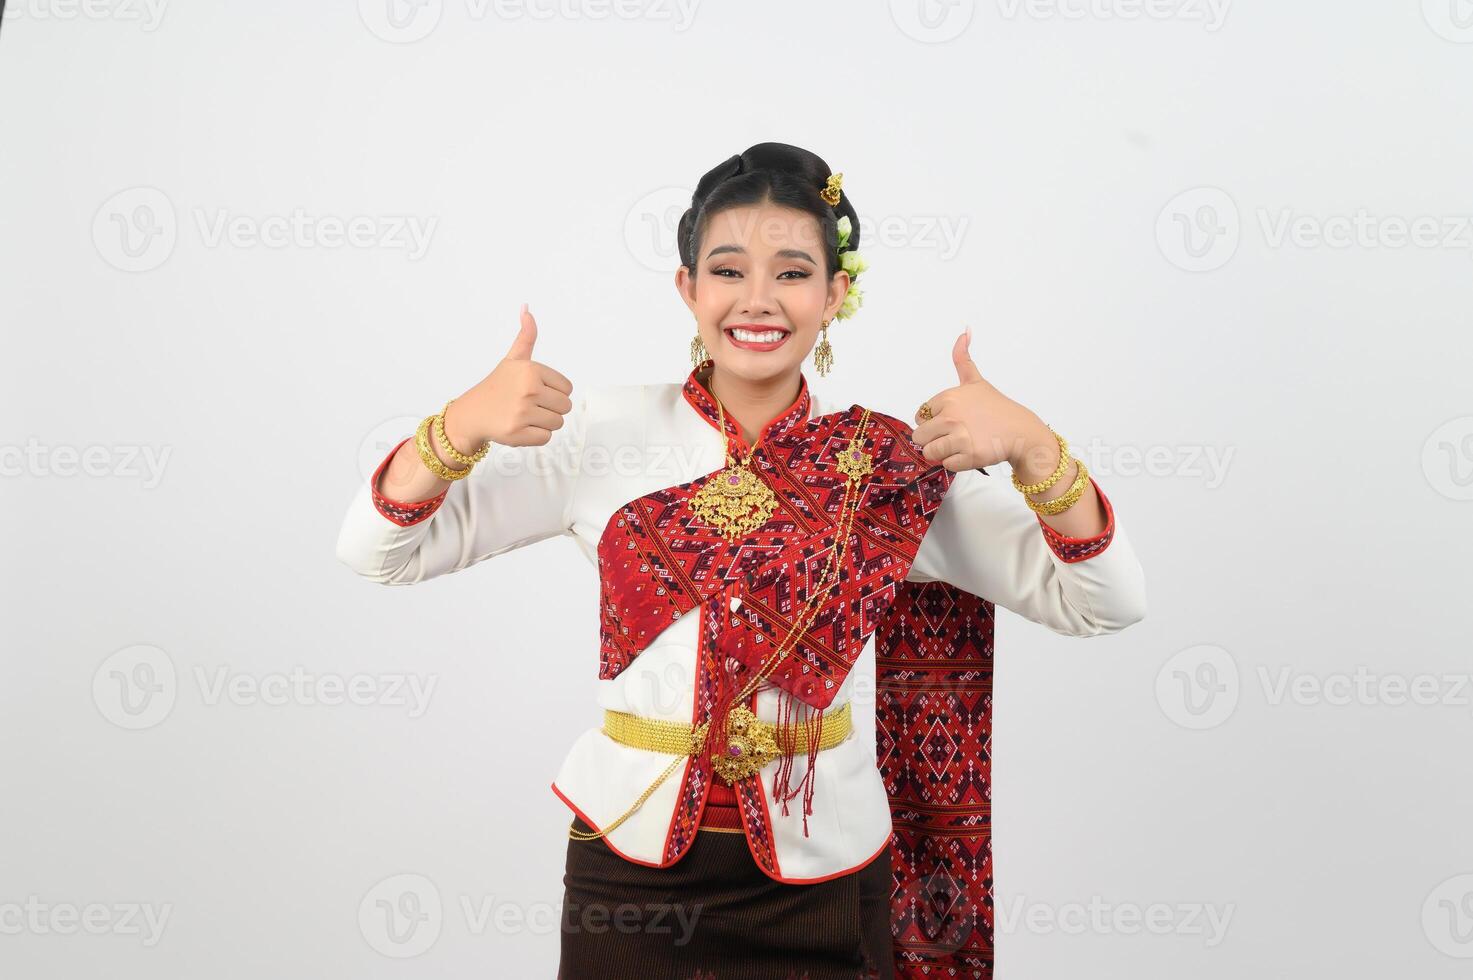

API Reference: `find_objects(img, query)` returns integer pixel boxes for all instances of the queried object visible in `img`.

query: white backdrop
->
[3,1,1472,977]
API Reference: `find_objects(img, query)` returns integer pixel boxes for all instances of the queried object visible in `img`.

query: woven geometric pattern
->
[876,580,997,979]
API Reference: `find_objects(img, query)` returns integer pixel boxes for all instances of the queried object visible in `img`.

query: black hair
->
[677,142,860,281]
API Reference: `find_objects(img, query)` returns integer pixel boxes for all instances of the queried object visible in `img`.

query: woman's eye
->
[710,267,811,280]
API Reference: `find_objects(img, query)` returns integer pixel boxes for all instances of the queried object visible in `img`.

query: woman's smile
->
[724,323,792,351]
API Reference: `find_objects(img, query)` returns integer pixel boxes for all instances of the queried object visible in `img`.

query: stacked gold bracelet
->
[1012,425,1090,516]
[414,399,492,482]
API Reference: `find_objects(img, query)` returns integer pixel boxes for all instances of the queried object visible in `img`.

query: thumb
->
[953,326,982,384]
[504,302,538,361]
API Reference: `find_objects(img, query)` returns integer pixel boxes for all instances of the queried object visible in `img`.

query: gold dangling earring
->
[690,317,709,368]
[813,318,834,377]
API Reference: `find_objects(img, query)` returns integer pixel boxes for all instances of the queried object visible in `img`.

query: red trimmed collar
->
[681,359,813,455]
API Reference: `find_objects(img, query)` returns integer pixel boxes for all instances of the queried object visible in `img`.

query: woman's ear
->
[674,264,697,313]
[827,270,850,318]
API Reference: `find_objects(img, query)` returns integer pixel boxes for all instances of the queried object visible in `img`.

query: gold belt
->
[602,700,853,785]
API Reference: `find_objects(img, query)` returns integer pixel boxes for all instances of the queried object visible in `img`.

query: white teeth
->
[730,328,786,343]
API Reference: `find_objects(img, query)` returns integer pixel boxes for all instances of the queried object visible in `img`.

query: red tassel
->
[770,688,824,838]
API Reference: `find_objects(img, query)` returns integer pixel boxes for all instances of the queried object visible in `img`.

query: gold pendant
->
[708,705,779,784]
[689,461,778,541]
[836,444,873,484]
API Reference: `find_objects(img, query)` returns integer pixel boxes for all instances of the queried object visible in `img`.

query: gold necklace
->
[688,392,781,542]
[702,408,873,784]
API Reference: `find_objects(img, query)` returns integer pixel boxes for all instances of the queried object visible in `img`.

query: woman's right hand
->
[442,304,575,451]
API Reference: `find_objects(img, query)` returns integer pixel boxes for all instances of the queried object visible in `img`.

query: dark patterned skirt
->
[559,815,894,980]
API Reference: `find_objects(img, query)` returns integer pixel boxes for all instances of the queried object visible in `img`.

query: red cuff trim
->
[370,436,448,527]
[1036,474,1115,563]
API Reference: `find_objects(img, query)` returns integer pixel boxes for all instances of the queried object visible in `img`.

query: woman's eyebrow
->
[705,244,818,263]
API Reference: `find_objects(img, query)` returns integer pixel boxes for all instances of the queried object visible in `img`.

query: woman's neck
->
[704,362,802,449]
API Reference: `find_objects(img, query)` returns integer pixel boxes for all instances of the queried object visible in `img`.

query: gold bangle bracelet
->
[1012,425,1071,496]
[415,414,474,481]
[434,399,492,466]
[1025,456,1090,516]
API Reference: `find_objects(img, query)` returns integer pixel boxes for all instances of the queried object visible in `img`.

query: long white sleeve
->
[334,388,592,585]
[906,467,1147,637]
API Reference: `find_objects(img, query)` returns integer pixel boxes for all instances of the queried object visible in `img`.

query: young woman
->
[336,142,1147,980]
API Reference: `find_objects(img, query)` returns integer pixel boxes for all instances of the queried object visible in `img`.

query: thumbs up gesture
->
[911,328,1049,472]
[441,304,576,450]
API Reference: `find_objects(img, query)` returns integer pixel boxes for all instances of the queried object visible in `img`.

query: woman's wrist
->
[1007,419,1060,483]
[441,399,488,457]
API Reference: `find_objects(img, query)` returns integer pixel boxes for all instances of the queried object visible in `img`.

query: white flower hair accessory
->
[834,215,866,321]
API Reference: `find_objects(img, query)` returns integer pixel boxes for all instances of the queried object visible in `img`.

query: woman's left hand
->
[911,328,1049,472]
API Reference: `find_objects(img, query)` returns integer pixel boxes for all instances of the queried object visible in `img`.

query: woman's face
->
[676,202,850,384]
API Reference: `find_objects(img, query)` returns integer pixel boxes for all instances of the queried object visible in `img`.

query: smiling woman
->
[335,141,1147,980]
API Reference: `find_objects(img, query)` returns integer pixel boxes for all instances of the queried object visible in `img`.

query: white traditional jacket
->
[336,363,1147,977]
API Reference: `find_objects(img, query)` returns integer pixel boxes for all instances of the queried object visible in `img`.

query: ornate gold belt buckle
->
[706,705,779,784]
